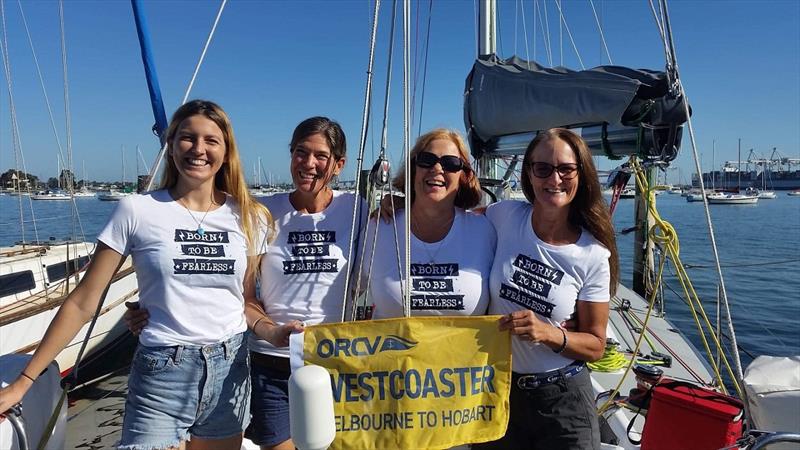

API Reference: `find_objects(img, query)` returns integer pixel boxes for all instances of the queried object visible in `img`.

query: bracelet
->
[252,317,265,332]
[552,326,568,354]
[20,371,36,383]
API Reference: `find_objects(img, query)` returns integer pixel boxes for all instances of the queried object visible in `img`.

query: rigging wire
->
[145,0,228,191]
[588,0,613,64]
[537,0,553,66]
[654,0,746,387]
[416,0,433,136]
[343,0,382,322]
[558,0,562,65]
[532,0,537,61]
[402,0,412,317]
[552,0,585,69]
[0,0,44,247]
[513,0,517,56]
[57,0,92,260]
[519,0,531,65]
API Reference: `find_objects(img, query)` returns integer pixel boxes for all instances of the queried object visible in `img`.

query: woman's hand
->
[254,320,305,348]
[499,310,561,348]
[0,378,33,421]
[123,302,149,336]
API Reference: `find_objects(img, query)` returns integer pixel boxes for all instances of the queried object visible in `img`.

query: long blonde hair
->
[393,129,482,209]
[521,128,619,296]
[160,100,273,281]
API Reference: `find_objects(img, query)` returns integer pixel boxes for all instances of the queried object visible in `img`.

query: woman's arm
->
[499,300,608,362]
[0,243,124,413]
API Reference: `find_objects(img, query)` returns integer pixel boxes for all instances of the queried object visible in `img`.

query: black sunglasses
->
[528,162,580,180]
[414,151,467,173]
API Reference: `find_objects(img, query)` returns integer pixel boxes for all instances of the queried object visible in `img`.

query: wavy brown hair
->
[521,128,619,296]
[393,129,482,209]
[160,100,273,280]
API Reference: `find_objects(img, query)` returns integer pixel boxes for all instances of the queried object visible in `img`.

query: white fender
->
[289,364,336,450]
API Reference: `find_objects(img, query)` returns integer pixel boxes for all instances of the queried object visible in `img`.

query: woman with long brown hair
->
[0,100,272,450]
[477,128,618,450]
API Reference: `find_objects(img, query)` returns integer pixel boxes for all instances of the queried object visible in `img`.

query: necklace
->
[177,196,216,235]
[411,213,454,265]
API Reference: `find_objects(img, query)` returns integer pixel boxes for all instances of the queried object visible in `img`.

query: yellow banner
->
[301,316,511,450]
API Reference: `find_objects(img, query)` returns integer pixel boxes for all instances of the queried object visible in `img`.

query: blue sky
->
[1,0,798,185]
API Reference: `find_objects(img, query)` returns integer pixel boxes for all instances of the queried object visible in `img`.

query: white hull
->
[30,194,71,201]
[0,243,138,374]
[707,193,759,204]
[97,191,131,201]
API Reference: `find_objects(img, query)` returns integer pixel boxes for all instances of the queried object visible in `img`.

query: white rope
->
[145,0,228,192]
[552,0,585,69]
[402,0,412,318]
[588,0,613,64]
[343,0,382,322]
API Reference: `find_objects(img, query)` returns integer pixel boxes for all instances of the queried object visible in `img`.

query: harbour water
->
[1,193,798,368]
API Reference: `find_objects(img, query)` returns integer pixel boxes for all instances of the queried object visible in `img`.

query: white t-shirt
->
[486,200,611,374]
[362,208,496,319]
[250,190,367,357]
[98,189,261,346]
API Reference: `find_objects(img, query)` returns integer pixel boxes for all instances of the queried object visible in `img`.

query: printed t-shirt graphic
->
[497,253,565,318]
[173,229,236,275]
[97,190,256,347]
[251,191,366,358]
[283,229,339,274]
[362,208,497,319]
[410,262,463,311]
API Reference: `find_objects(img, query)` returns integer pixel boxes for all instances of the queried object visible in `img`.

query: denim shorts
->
[244,353,291,446]
[118,332,250,450]
[473,367,600,450]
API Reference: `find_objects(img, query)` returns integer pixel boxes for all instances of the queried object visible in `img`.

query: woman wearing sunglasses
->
[361,128,496,319]
[476,128,619,450]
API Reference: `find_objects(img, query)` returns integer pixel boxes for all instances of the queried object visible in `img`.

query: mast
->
[477,0,497,181]
[478,0,496,57]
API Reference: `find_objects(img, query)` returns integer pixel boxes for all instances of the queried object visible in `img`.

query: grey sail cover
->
[464,55,689,158]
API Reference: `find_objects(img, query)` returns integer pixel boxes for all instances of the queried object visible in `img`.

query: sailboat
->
[30,156,71,201]
[0,0,140,444]
[706,139,758,205]
[97,146,134,201]
[3,1,798,450]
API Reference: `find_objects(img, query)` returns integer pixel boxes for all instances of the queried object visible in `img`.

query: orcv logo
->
[316,335,418,358]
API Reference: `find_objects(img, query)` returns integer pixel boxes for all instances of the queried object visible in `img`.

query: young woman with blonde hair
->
[0,99,272,450]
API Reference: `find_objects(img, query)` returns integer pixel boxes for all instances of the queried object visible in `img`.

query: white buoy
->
[289,364,336,450]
